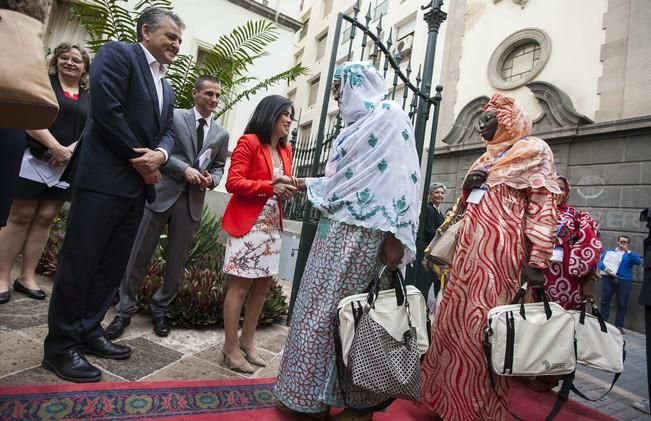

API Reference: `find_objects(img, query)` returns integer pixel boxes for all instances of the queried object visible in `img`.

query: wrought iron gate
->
[285,0,448,321]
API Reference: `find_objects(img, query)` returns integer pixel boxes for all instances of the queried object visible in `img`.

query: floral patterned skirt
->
[223,198,282,278]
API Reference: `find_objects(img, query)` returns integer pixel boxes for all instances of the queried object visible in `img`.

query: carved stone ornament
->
[526,81,593,131]
[441,96,489,146]
[441,82,591,145]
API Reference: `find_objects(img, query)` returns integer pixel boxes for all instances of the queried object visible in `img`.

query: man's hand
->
[463,169,488,191]
[130,148,166,173]
[184,167,203,185]
[199,170,214,190]
[141,169,161,184]
[382,234,404,272]
[525,265,545,288]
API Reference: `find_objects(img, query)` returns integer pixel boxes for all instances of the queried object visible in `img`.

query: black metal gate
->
[285,0,448,321]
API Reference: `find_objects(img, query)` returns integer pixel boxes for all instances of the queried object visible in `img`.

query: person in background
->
[599,235,642,334]
[423,182,446,297]
[0,42,90,305]
[105,75,228,339]
[220,95,296,374]
[274,62,420,421]
[544,175,602,309]
[633,208,651,414]
[43,7,184,383]
[421,93,559,420]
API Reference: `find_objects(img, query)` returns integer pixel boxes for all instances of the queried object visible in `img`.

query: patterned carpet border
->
[0,378,277,421]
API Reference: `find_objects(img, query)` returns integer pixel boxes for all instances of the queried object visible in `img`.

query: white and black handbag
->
[334,267,429,403]
[483,284,578,421]
[568,301,626,400]
[484,284,577,377]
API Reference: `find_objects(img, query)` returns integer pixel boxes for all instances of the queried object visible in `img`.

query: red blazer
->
[222,134,293,237]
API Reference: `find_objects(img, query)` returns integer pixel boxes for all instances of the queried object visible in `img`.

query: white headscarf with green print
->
[306,62,421,264]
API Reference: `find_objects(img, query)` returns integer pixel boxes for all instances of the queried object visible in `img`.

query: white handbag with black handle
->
[484,284,576,377]
[570,302,625,373]
[337,267,429,367]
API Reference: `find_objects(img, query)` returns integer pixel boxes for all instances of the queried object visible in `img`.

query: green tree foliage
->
[71,0,308,116]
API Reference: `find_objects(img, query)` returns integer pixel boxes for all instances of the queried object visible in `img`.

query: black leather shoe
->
[13,279,46,300]
[0,290,9,304]
[42,349,102,383]
[80,336,131,360]
[105,316,131,340]
[152,315,171,337]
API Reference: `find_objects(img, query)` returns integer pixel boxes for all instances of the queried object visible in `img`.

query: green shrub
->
[38,207,288,327]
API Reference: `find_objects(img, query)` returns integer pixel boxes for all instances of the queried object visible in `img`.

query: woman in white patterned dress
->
[221,95,296,373]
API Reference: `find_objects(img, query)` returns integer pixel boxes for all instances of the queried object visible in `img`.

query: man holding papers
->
[106,75,228,339]
[599,235,643,333]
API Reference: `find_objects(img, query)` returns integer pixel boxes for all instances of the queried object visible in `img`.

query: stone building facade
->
[431,0,651,331]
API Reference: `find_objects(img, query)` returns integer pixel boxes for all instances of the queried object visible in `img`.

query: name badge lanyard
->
[555,209,572,241]
[468,147,512,203]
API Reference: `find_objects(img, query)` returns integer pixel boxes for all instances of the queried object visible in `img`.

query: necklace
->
[271,148,282,168]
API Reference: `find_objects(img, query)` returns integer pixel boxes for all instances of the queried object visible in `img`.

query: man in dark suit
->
[105,75,229,339]
[633,208,651,414]
[43,7,185,383]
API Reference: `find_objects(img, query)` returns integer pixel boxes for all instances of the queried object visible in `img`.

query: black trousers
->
[646,305,651,400]
[0,128,26,227]
[44,188,144,356]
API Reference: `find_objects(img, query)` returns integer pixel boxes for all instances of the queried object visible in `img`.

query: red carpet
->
[0,377,614,420]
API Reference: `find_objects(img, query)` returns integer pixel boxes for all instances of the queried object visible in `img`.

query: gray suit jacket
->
[147,108,229,221]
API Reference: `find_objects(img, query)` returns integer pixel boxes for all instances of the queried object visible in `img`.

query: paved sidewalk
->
[0,269,650,420]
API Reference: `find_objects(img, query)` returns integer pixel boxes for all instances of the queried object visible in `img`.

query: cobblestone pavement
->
[0,269,650,420]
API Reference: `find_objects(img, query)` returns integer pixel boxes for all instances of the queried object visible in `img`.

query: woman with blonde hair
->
[0,42,90,304]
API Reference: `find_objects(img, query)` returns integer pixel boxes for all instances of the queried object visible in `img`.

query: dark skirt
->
[14,177,71,202]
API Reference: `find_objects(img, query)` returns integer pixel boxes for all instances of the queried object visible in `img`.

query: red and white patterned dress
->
[420,184,557,420]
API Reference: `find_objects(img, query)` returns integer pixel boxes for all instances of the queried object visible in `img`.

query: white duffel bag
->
[570,302,625,373]
[484,285,576,376]
[337,267,429,367]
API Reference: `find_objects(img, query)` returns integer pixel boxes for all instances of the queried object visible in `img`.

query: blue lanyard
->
[555,209,572,238]
[479,146,512,172]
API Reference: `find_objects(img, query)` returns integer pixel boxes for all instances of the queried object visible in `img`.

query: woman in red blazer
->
[221,95,296,373]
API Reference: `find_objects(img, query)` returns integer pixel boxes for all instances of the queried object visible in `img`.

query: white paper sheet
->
[18,149,69,188]
[197,149,212,171]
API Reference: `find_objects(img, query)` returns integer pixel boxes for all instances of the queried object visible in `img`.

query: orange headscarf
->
[470,93,560,193]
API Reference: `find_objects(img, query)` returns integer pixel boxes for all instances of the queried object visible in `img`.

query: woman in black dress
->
[0,42,90,304]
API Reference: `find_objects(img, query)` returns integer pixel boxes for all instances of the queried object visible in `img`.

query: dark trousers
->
[0,128,25,227]
[116,191,199,319]
[44,188,144,356]
[646,306,651,401]
[599,276,633,328]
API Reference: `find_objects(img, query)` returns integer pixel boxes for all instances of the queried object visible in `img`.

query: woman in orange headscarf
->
[420,94,560,420]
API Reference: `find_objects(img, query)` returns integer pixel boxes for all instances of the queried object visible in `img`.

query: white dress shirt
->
[193,108,212,131]
[139,43,169,162]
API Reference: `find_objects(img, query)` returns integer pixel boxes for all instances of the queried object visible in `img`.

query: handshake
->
[273,175,303,200]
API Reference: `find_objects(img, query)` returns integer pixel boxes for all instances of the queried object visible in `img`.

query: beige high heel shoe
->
[240,346,267,367]
[221,351,255,374]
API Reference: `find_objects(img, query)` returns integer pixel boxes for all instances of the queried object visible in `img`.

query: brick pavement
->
[0,269,650,420]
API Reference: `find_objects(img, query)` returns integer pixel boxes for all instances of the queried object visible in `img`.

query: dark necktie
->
[197,118,206,151]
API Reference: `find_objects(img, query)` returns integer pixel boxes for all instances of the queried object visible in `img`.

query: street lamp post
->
[409,0,447,296]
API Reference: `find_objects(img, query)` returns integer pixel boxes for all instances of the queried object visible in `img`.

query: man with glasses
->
[599,235,642,333]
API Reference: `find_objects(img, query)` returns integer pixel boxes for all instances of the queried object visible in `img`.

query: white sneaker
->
[633,399,650,414]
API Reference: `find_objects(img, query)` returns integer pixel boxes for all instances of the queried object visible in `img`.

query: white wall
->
[170,0,301,190]
[453,0,607,121]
